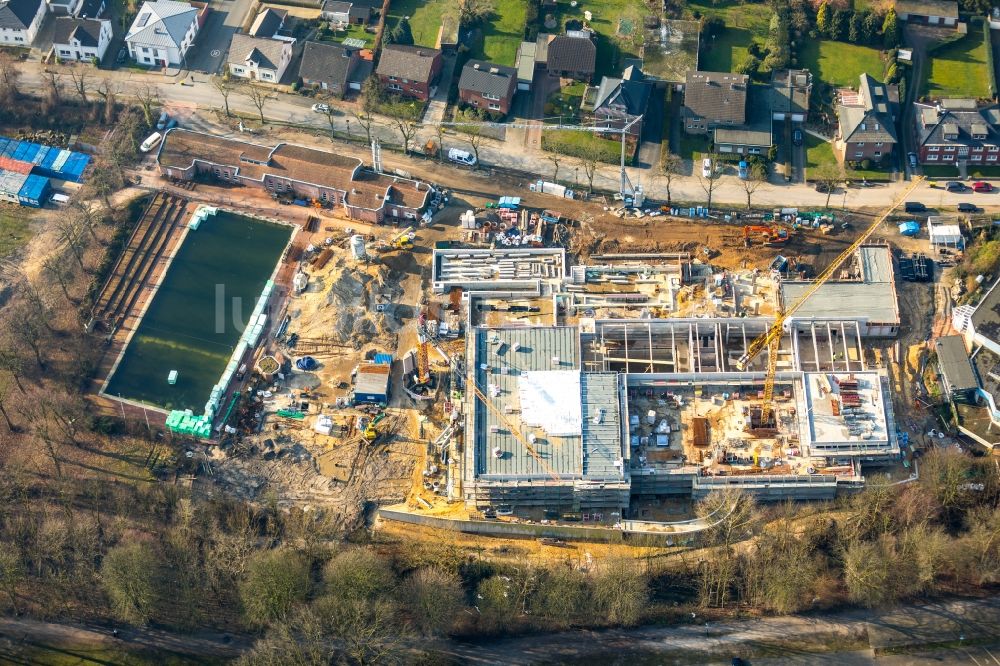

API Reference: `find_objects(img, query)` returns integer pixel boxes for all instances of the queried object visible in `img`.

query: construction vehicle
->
[376,227,414,253]
[358,411,387,442]
[743,225,789,247]
[735,177,923,425]
[468,382,561,482]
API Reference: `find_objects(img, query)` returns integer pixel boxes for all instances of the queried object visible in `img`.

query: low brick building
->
[458,60,517,116]
[376,44,442,101]
[156,129,433,224]
[837,73,898,165]
[913,99,1000,166]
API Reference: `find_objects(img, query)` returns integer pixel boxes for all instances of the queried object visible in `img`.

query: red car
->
[973,181,994,193]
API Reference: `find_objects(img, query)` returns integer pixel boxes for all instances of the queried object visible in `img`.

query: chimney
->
[473,63,480,69]
[489,67,499,74]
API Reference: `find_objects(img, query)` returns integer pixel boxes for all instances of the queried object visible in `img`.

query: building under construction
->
[450,245,904,514]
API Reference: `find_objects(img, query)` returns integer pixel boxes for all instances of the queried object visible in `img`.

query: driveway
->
[184,0,258,74]
[421,52,456,125]
[900,24,949,178]
[636,83,666,168]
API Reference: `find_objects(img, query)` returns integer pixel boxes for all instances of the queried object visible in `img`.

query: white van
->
[140,132,163,153]
[448,148,476,166]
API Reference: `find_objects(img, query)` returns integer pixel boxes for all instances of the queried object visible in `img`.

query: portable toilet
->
[167,370,178,385]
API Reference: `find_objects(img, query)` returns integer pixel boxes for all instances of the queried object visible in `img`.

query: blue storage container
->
[17,175,50,207]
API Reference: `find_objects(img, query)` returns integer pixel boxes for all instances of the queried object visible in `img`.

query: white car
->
[311,103,330,113]
[448,148,477,166]
[702,158,713,178]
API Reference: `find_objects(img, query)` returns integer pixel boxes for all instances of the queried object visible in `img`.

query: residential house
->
[837,73,898,164]
[320,0,376,25]
[226,33,293,82]
[125,0,200,67]
[770,69,811,122]
[545,34,595,81]
[156,128,434,224]
[589,65,652,136]
[248,6,285,37]
[376,44,442,101]
[52,15,111,61]
[894,0,959,26]
[0,0,46,46]
[74,0,103,17]
[683,71,747,134]
[913,98,1000,166]
[458,59,517,116]
[299,40,367,96]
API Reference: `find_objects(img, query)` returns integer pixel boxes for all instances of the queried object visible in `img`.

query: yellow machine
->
[736,177,923,423]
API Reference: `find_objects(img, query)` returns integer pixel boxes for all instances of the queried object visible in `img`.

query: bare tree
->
[593,558,647,625]
[401,568,463,636]
[244,83,273,124]
[96,78,118,125]
[353,110,375,145]
[0,51,20,105]
[812,162,844,209]
[6,302,50,370]
[433,124,445,161]
[548,154,562,182]
[361,76,383,114]
[68,69,90,104]
[321,104,339,143]
[212,75,236,117]
[0,381,18,432]
[698,153,722,211]
[466,125,485,167]
[658,152,683,206]
[0,347,26,394]
[582,156,598,194]
[134,85,159,127]
[42,250,77,304]
[55,216,87,271]
[393,118,418,154]
[43,71,62,112]
[740,161,767,210]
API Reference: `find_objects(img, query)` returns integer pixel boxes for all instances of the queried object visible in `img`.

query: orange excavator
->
[743,225,789,247]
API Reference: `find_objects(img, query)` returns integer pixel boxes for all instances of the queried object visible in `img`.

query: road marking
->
[965,648,984,666]
[211,49,221,57]
[982,646,1000,665]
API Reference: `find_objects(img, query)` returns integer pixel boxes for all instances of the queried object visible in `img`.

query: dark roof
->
[914,100,1000,149]
[838,73,898,144]
[684,71,748,125]
[76,0,105,18]
[593,66,651,116]
[971,278,1000,344]
[0,0,42,30]
[770,69,811,117]
[227,33,287,71]
[248,7,285,37]
[376,44,441,83]
[458,59,516,98]
[322,0,350,13]
[53,16,105,46]
[299,40,360,87]
[546,35,595,74]
[936,335,977,392]
[895,0,958,19]
[714,84,773,147]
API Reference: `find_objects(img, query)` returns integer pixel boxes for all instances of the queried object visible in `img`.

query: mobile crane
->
[736,177,923,424]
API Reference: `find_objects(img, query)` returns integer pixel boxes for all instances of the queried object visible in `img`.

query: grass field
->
[0,209,33,258]
[105,212,291,412]
[678,132,711,162]
[805,133,836,170]
[469,0,527,66]
[547,0,648,78]
[799,40,885,88]
[688,0,771,73]
[329,23,375,48]
[386,0,451,47]
[924,31,992,99]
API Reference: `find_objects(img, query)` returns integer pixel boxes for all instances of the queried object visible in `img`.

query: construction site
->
[80,129,939,535]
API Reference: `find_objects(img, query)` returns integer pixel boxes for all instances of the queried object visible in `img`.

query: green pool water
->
[105,210,292,411]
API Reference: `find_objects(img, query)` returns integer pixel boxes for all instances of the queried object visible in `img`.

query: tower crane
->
[413,115,645,206]
[468,381,562,482]
[735,177,924,423]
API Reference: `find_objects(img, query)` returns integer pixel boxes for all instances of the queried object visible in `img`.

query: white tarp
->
[929,224,962,245]
[518,370,582,436]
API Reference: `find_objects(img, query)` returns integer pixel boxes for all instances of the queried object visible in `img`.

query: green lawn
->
[798,40,885,88]
[469,0,527,66]
[805,133,836,170]
[544,81,586,122]
[678,132,711,162]
[924,31,992,99]
[922,164,960,178]
[687,0,772,73]
[0,209,33,258]
[541,130,622,164]
[386,0,452,47]
[546,0,649,79]
[968,165,1000,178]
[329,23,375,48]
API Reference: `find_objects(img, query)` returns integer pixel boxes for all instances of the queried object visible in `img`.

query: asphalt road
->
[17,61,1000,210]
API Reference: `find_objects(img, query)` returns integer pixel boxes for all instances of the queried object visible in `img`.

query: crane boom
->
[736,176,923,373]
[469,382,562,482]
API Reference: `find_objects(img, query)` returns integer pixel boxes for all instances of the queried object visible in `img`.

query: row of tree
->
[816,3,900,49]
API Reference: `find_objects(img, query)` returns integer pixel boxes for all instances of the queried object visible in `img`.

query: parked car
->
[448,148,477,166]
[140,132,163,153]
[946,181,967,192]
[702,158,713,178]
[904,201,927,213]
[311,103,330,113]
[974,181,994,193]
[908,152,918,169]
[792,128,803,146]
[156,111,169,130]
[958,202,979,212]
